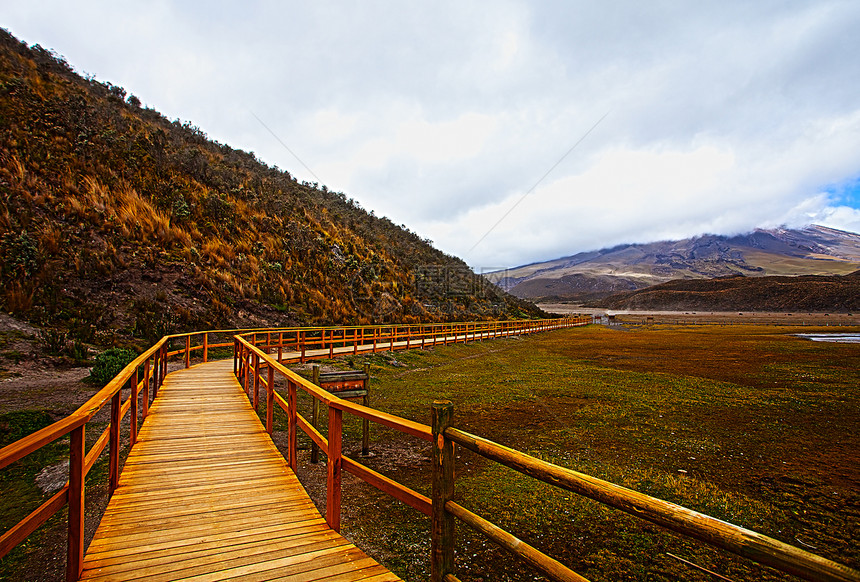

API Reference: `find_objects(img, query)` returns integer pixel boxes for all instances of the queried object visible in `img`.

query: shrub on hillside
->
[89,347,137,386]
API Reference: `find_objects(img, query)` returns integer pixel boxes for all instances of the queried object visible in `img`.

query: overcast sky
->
[5,1,860,269]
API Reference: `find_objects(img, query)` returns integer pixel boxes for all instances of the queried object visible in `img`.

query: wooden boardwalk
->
[80,360,401,582]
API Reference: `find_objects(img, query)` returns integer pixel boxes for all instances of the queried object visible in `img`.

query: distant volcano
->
[486,225,860,304]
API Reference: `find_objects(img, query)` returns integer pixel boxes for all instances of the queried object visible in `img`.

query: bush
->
[39,327,68,355]
[0,410,54,446]
[89,347,137,386]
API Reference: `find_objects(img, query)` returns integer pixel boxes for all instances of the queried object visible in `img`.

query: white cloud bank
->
[4,0,860,268]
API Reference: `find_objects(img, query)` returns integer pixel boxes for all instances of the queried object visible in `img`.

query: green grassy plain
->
[310,324,859,581]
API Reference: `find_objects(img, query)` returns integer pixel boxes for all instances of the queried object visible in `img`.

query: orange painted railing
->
[0,317,584,581]
[3,316,857,582]
[233,317,584,531]
[0,337,168,581]
[235,320,859,582]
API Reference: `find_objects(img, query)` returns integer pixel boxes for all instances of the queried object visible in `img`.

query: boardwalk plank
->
[80,360,401,581]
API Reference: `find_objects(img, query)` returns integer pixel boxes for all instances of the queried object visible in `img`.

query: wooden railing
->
[235,322,860,582]
[0,318,583,581]
[0,336,169,581]
[0,325,310,581]
[433,403,860,582]
[3,316,857,582]
[233,317,585,531]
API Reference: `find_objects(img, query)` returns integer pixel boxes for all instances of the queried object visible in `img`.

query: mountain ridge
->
[491,225,860,303]
[590,270,860,313]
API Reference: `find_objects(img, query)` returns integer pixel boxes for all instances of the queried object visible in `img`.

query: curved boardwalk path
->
[80,360,400,582]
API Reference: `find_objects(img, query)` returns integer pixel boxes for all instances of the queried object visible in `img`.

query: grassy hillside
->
[0,29,543,346]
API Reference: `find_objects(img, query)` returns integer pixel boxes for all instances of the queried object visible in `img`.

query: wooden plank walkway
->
[80,360,401,582]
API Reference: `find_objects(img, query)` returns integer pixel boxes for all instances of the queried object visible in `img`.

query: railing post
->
[431,400,455,582]
[243,346,250,396]
[287,380,298,470]
[234,338,239,377]
[130,369,139,446]
[253,353,260,410]
[66,424,85,582]
[278,332,283,362]
[266,362,274,434]
[203,332,209,363]
[311,364,321,464]
[159,345,167,394]
[109,391,120,496]
[152,350,159,399]
[185,335,190,368]
[362,363,371,456]
[300,331,306,363]
[142,359,150,418]
[327,405,343,532]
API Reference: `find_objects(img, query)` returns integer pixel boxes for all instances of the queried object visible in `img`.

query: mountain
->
[593,271,860,312]
[491,225,860,303]
[0,29,543,346]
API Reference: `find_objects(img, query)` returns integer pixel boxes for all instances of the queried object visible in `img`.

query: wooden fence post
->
[130,369,138,446]
[327,405,343,532]
[287,380,298,470]
[109,391,120,496]
[159,345,166,394]
[153,350,160,397]
[203,333,208,363]
[362,363,371,456]
[431,400,455,582]
[143,359,150,418]
[266,363,274,434]
[311,365,321,464]
[253,353,260,410]
[243,346,250,396]
[234,339,239,377]
[66,425,85,582]
[185,335,190,368]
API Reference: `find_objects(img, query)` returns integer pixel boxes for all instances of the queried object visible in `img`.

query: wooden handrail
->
[6,318,854,581]
[445,500,590,582]
[441,421,860,582]
[0,330,202,578]
[233,317,584,533]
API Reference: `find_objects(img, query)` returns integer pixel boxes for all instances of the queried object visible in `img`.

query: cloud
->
[4,0,860,269]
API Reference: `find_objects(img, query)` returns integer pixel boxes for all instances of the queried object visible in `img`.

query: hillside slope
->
[591,271,860,312]
[0,29,542,346]
[493,226,860,302]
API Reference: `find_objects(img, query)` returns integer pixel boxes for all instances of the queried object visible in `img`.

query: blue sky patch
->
[824,177,860,208]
